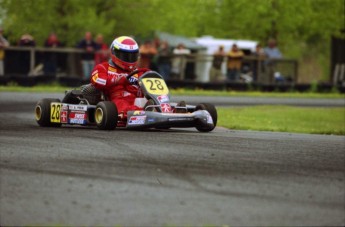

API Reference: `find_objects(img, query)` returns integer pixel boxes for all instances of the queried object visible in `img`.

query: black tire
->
[95,101,118,130]
[35,98,62,127]
[195,103,218,132]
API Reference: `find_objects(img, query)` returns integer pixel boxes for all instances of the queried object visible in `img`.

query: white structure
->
[194,36,258,82]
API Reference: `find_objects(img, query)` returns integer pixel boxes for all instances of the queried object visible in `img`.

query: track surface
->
[0,92,344,226]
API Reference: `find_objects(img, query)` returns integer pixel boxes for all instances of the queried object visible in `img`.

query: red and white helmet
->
[110,36,139,71]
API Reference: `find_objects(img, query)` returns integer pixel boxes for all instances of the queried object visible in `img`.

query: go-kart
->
[35,70,217,132]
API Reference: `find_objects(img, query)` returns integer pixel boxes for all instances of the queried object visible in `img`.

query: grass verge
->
[1,84,344,98]
[217,105,345,135]
[172,88,345,99]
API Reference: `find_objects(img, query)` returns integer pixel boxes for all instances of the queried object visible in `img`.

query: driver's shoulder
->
[94,62,113,72]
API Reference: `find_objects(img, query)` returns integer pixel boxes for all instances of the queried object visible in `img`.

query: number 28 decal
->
[50,103,62,123]
[141,78,169,95]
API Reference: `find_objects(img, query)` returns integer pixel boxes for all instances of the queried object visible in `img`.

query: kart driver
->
[89,36,151,118]
[62,35,186,119]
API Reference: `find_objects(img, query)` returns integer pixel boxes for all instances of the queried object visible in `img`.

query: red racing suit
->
[90,61,146,117]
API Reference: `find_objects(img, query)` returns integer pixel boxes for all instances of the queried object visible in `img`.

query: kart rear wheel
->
[195,103,217,132]
[95,101,118,130]
[35,98,62,127]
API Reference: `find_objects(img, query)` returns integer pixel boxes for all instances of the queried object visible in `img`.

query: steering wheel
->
[126,68,151,80]
[126,69,139,80]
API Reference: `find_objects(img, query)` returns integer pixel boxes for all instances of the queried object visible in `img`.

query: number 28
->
[147,79,164,90]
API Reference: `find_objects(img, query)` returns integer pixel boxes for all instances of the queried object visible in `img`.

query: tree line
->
[0,0,343,80]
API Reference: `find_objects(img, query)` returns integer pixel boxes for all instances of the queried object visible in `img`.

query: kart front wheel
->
[35,98,62,127]
[95,101,118,130]
[195,103,217,132]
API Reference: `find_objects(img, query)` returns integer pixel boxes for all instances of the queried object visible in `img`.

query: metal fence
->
[2,46,298,85]
[3,46,84,78]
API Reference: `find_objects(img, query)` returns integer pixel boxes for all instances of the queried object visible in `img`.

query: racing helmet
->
[110,36,139,71]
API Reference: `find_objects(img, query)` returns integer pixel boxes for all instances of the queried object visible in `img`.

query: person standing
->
[43,33,63,76]
[251,43,266,82]
[94,34,110,65]
[171,43,191,80]
[264,38,283,83]
[138,40,157,69]
[0,27,9,76]
[18,33,36,47]
[209,45,226,82]
[156,40,171,80]
[18,33,36,75]
[76,31,98,80]
[264,38,282,59]
[226,44,244,82]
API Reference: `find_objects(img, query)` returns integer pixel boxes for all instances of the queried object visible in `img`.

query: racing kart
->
[35,70,217,132]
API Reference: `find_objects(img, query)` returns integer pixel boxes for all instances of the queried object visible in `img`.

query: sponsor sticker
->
[69,112,86,119]
[68,112,87,124]
[68,105,87,111]
[62,104,68,110]
[60,111,68,123]
[158,95,169,103]
[147,118,155,123]
[92,74,98,83]
[128,116,146,125]
[108,67,117,72]
[160,103,171,113]
[69,119,86,124]
[96,77,106,85]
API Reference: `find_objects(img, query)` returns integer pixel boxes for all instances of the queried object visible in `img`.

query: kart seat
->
[71,90,83,96]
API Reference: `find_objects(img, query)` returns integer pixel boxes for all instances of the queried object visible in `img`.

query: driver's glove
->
[128,75,139,85]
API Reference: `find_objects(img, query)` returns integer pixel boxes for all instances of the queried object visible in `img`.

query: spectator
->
[76,31,98,80]
[138,40,157,69]
[226,44,244,82]
[251,43,266,82]
[94,34,110,65]
[18,33,36,75]
[43,33,63,76]
[263,38,283,83]
[264,38,282,59]
[209,45,226,82]
[156,40,171,80]
[18,33,36,47]
[0,27,9,76]
[44,33,62,48]
[171,43,191,80]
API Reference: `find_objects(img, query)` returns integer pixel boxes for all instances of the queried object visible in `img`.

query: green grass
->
[217,106,345,135]
[0,83,72,93]
[171,88,344,99]
[1,84,344,98]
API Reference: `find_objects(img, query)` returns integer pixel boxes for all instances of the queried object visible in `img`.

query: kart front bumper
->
[126,110,214,129]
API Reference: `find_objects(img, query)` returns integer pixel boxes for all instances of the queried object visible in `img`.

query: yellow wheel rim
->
[95,108,104,124]
[35,105,42,121]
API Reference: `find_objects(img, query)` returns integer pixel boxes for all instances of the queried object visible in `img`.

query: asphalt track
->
[0,92,344,226]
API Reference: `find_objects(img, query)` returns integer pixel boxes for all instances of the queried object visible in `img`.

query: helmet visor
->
[114,49,139,63]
